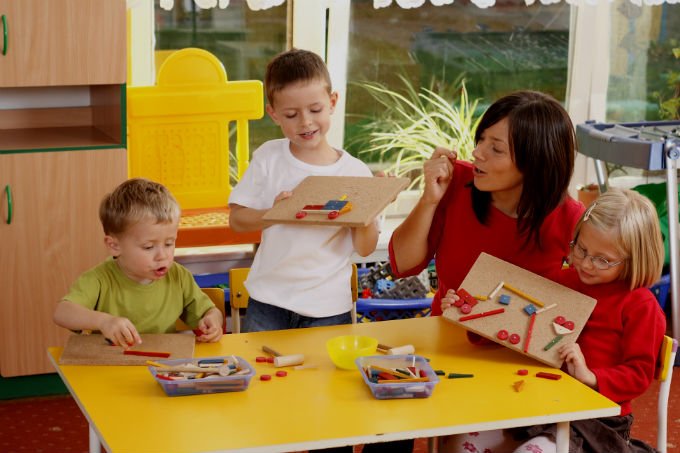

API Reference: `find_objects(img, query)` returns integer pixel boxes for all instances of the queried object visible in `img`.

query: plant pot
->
[577,184,600,207]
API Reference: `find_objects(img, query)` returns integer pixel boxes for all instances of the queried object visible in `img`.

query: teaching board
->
[58,334,195,365]
[442,253,596,368]
[261,176,410,227]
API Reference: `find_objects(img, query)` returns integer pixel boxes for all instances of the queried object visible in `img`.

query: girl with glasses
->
[442,188,666,453]
[514,188,666,452]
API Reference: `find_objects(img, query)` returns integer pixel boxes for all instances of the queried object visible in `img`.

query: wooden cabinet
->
[0,0,126,87]
[0,149,127,377]
[0,0,127,376]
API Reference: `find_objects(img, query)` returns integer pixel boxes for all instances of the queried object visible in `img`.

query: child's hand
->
[559,343,597,389]
[274,191,292,204]
[195,308,223,343]
[100,316,142,349]
[441,289,459,312]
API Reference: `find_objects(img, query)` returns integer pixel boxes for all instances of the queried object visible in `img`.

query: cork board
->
[442,253,596,368]
[261,176,410,227]
[59,334,195,366]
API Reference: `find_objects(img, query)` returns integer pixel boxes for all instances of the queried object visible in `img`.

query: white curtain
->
[159,0,679,9]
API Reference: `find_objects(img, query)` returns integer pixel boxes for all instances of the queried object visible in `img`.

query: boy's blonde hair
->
[573,188,664,289]
[99,178,180,236]
[264,48,332,106]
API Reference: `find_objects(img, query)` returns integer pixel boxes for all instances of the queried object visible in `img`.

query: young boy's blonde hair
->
[99,178,180,236]
[264,48,332,106]
[573,188,664,289]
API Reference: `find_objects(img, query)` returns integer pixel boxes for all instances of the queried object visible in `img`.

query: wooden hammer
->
[262,345,305,367]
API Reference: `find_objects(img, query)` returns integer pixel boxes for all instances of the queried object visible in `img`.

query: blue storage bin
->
[650,274,671,310]
[356,297,432,322]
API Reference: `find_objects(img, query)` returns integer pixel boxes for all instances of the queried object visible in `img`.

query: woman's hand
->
[422,147,457,205]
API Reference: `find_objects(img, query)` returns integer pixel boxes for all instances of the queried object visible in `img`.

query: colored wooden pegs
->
[543,335,564,351]
[536,371,562,380]
[459,308,505,322]
[123,350,171,358]
[502,283,545,307]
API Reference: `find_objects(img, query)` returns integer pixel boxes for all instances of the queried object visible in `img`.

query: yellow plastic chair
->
[229,264,359,334]
[127,47,264,247]
[175,287,226,334]
[656,335,677,453]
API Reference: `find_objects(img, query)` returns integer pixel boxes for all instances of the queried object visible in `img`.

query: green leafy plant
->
[654,45,680,120]
[348,76,482,189]
[659,47,680,119]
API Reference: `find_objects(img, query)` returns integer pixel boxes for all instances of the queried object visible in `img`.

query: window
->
[154,0,287,149]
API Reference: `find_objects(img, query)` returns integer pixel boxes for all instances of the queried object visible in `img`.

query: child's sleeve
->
[177,266,216,328]
[592,290,666,403]
[228,146,270,209]
[61,269,102,310]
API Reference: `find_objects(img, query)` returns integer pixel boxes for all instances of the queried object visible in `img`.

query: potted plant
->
[346,76,482,217]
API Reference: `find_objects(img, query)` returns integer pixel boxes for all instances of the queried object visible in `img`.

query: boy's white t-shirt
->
[228,138,373,317]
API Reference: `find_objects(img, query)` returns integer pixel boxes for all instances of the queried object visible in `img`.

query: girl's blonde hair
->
[99,178,180,236]
[572,188,664,289]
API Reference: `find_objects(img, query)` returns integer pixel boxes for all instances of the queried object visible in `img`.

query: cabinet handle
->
[1,15,6,56]
[4,185,11,225]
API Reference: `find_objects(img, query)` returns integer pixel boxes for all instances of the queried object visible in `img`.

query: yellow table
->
[48,317,619,453]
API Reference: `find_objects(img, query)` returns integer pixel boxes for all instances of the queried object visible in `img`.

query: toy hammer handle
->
[262,345,282,357]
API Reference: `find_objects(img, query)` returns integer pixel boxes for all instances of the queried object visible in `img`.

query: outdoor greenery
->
[346,76,482,188]
[655,45,680,120]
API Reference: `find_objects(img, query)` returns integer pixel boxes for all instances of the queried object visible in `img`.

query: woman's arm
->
[391,148,456,273]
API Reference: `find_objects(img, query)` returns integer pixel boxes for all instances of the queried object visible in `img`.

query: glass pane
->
[606,5,680,122]
[345,0,571,165]
[154,0,286,158]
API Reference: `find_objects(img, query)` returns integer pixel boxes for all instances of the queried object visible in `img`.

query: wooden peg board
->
[261,176,410,227]
[58,334,195,365]
[442,253,596,368]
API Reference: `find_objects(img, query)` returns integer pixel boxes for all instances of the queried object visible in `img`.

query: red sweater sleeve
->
[590,289,665,414]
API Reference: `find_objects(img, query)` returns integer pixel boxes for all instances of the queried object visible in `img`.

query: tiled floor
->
[0,374,678,453]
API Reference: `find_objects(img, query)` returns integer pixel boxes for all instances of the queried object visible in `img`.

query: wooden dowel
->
[503,283,545,307]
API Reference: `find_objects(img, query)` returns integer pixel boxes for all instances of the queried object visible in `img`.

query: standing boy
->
[54,178,223,347]
[228,48,379,332]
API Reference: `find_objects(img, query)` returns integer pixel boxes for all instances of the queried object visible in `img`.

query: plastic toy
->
[295,195,353,220]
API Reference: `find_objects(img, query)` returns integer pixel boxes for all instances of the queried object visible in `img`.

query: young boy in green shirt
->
[54,178,223,347]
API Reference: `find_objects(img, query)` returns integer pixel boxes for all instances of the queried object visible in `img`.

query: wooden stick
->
[376,377,429,383]
[123,350,170,358]
[459,308,505,322]
[503,283,545,307]
[262,345,282,357]
[536,303,557,314]
[488,281,504,299]
[523,313,537,353]
[368,365,413,379]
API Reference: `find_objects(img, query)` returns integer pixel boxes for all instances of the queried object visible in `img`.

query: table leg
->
[555,421,569,453]
[89,424,101,453]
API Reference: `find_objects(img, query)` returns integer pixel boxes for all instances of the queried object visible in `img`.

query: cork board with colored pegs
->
[261,176,410,227]
[59,333,195,365]
[442,253,596,368]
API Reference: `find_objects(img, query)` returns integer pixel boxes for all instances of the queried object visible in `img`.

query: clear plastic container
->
[356,354,439,399]
[148,356,255,397]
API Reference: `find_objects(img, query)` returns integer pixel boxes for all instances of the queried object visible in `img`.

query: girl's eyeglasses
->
[569,241,626,270]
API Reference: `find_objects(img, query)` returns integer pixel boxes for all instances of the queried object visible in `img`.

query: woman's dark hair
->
[471,90,575,247]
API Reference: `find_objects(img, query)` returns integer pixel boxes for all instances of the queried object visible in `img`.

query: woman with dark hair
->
[390,90,583,317]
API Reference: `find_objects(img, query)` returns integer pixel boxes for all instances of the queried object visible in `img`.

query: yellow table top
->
[48,317,619,453]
